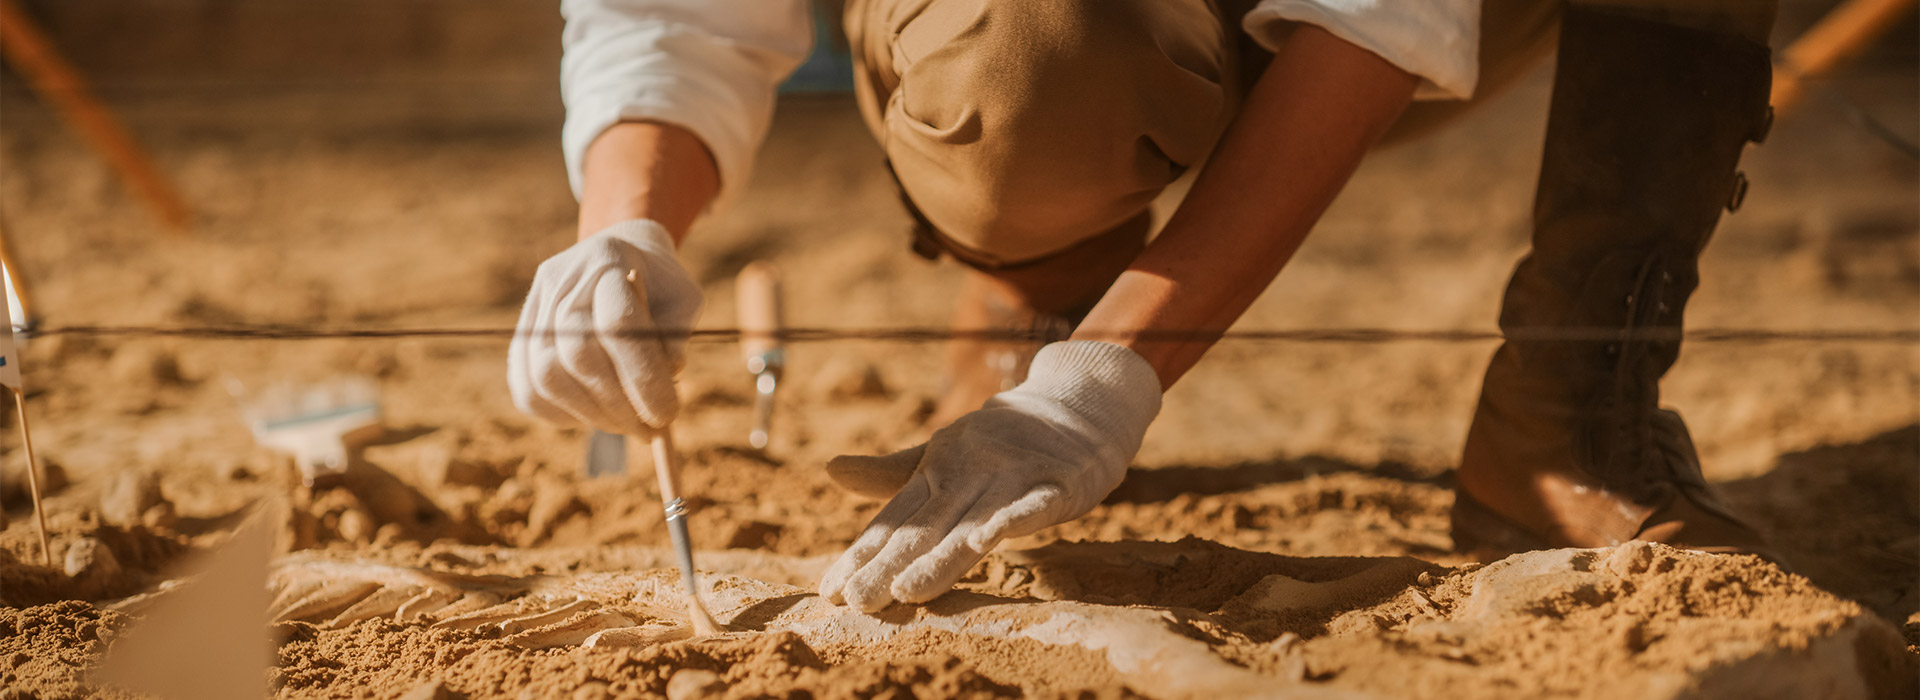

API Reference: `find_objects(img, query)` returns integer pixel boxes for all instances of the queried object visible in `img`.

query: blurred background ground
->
[0,0,1915,694]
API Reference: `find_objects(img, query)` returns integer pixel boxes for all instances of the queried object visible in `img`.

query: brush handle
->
[649,430,683,502]
[649,429,721,635]
[13,389,51,566]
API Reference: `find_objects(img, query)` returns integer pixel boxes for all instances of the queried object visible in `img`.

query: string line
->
[16,324,1919,344]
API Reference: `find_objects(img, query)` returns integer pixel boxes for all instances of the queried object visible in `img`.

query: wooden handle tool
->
[735,263,785,450]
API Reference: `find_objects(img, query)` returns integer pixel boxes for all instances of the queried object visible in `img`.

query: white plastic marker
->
[0,219,35,331]
[1,263,25,332]
[0,276,50,566]
[232,377,381,487]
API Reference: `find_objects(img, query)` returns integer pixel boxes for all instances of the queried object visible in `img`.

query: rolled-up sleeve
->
[1244,0,1481,101]
[561,0,813,208]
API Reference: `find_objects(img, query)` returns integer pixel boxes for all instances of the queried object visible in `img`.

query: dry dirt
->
[1,6,1917,698]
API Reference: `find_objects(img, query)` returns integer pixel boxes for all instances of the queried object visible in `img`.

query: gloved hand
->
[507,219,704,435]
[818,341,1162,612]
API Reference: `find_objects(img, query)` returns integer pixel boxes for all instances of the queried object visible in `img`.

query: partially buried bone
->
[505,609,641,650]
[265,555,1364,700]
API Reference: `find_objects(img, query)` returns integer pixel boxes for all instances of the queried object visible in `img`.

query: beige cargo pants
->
[842,0,1772,270]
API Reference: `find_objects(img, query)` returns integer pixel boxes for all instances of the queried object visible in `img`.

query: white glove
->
[508,219,703,435]
[818,341,1162,612]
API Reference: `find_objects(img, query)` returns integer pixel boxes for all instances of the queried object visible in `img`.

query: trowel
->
[233,376,382,487]
[736,263,784,450]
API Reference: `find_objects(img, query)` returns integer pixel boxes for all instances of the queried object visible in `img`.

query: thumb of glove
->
[826,443,928,499]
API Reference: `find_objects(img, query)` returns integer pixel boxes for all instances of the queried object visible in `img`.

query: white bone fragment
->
[275,581,384,623]
[432,599,540,631]
[582,624,694,648]
[395,588,460,621]
[266,579,332,621]
[426,592,506,623]
[327,584,426,628]
[505,609,640,649]
[492,599,599,635]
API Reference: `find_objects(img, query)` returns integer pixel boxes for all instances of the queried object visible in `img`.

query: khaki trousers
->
[844,0,1772,268]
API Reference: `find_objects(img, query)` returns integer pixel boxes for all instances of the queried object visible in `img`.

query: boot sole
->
[1452,487,1793,569]
[1449,488,1552,562]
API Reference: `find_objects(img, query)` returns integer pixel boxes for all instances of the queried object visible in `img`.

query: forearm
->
[1074,25,1419,388]
[576,121,720,243]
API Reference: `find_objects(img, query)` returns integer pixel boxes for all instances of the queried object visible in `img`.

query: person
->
[508,0,1781,613]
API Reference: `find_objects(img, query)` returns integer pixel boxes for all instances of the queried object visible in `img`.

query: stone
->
[571,682,612,700]
[1601,539,1660,577]
[63,537,122,591]
[665,670,725,700]
[373,523,406,547]
[100,471,165,528]
[337,508,377,545]
[141,501,178,531]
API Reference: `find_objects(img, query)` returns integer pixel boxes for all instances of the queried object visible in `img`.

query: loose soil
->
[1,5,1916,697]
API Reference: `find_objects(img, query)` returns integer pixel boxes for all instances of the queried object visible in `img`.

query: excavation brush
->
[650,428,721,635]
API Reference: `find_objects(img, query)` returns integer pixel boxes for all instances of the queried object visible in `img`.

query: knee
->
[882,0,1228,263]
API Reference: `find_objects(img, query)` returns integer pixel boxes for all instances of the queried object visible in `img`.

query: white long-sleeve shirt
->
[560,0,1479,207]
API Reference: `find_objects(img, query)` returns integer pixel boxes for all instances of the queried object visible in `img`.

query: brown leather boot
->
[1452,6,1782,563]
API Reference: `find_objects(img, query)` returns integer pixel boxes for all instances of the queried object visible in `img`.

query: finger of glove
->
[591,267,681,430]
[818,475,932,605]
[888,494,1017,604]
[536,268,655,435]
[825,444,927,499]
[964,483,1071,552]
[631,245,704,365]
[508,278,581,427]
[839,481,983,613]
[513,261,626,430]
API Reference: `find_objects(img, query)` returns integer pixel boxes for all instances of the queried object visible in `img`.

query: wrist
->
[577,121,719,243]
[1013,341,1162,449]
[587,219,681,260]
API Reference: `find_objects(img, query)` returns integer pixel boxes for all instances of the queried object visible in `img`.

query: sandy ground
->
[1,6,1917,697]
